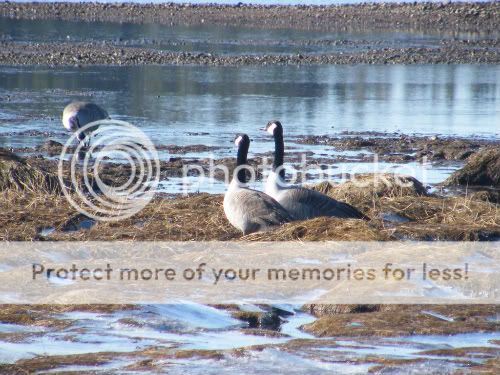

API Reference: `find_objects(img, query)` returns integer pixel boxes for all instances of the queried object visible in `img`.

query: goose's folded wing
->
[79,103,110,126]
[234,189,293,225]
[285,188,366,219]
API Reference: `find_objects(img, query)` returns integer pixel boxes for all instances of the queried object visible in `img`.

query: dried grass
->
[302,304,500,337]
[243,217,390,241]
[310,173,427,212]
[445,147,500,187]
[0,167,498,241]
[0,148,61,194]
[49,193,241,241]
[0,190,75,240]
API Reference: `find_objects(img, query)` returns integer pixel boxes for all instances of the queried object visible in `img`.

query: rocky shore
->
[1,2,499,33]
[0,2,499,66]
[1,40,499,66]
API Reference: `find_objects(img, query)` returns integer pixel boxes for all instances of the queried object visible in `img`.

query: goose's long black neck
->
[273,132,285,180]
[236,142,249,184]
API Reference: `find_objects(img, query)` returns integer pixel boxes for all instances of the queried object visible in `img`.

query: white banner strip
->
[0,242,498,304]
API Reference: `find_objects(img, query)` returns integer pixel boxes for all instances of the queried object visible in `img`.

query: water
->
[1,63,498,192]
[1,17,485,54]
[0,305,498,372]
[1,64,498,145]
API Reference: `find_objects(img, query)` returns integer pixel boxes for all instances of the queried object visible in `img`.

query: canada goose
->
[264,121,367,220]
[62,101,110,147]
[224,133,294,235]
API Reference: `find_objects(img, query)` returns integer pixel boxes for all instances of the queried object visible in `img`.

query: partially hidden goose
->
[62,101,110,147]
[264,120,367,220]
[224,133,294,235]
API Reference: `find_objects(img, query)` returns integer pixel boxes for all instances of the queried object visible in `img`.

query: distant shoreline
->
[1,40,499,66]
[1,2,499,33]
[1,2,499,66]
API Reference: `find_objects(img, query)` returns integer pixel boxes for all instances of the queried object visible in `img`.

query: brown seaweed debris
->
[244,217,390,241]
[0,304,135,328]
[0,148,61,194]
[1,172,498,241]
[310,173,428,210]
[0,353,116,374]
[304,304,386,316]
[445,147,500,188]
[296,135,494,162]
[302,305,499,337]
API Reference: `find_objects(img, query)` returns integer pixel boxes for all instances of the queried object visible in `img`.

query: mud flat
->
[1,2,499,33]
[0,2,499,65]
[1,40,499,66]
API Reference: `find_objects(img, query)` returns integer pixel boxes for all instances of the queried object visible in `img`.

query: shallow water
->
[1,64,498,146]
[0,17,485,55]
[1,63,498,192]
[0,304,498,372]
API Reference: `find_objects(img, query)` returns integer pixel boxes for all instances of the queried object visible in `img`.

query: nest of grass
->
[310,173,427,212]
[1,170,498,241]
[445,147,500,187]
[243,217,390,241]
[0,148,61,194]
[50,193,240,241]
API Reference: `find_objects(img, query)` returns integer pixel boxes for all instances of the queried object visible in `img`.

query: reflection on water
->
[1,17,484,55]
[0,64,498,151]
[0,64,498,191]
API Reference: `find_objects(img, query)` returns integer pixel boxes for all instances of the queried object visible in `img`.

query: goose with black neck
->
[223,133,294,235]
[264,121,368,221]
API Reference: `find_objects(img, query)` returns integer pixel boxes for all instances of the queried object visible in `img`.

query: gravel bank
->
[1,40,499,66]
[1,2,499,34]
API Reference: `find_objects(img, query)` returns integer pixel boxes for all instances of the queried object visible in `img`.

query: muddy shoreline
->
[1,2,499,34]
[1,2,500,65]
[1,40,499,66]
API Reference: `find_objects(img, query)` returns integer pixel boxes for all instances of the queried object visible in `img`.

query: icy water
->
[0,304,498,372]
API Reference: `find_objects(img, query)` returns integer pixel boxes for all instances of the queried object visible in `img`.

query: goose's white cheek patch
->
[267,123,277,135]
[234,136,243,146]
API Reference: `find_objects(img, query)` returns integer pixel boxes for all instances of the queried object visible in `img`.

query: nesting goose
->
[224,133,294,235]
[264,121,367,220]
[62,101,109,147]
